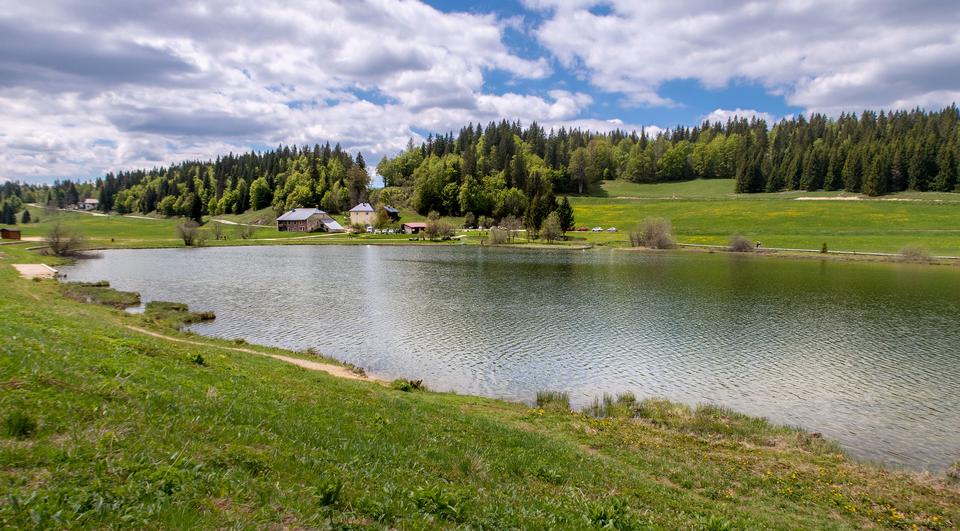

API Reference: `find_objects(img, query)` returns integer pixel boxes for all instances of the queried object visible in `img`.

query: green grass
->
[2,244,959,528]
[9,181,960,256]
[569,180,960,254]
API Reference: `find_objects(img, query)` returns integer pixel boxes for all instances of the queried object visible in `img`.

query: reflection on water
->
[62,245,960,471]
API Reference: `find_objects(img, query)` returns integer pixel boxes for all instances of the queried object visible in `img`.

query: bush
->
[535,390,570,411]
[541,212,564,243]
[4,410,37,439]
[425,217,455,241]
[631,218,675,249]
[44,221,85,256]
[821,242,828,253]
[898,245,931,262]
[489,227,509,245]
[187,353,206,366]
[176,221,204,246]
[729,234,753,252]
[235,224,255,239]
[391,379,426,392]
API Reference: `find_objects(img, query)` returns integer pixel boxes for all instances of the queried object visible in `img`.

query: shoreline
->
[55,234,960,269]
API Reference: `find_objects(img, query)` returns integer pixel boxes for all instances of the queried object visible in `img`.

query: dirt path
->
[125,325,381,383]
[12,263,58,279]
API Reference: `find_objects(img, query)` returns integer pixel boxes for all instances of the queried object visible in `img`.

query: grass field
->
[2,244,958,528]
[570,180,960,254]
[6,181,960,256]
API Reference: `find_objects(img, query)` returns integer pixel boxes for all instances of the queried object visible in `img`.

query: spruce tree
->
[556,196,575,231]
[933,144,957,192]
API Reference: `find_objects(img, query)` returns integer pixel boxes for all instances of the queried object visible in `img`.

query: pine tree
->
[933,144,957,192]
[556,196,575,231]
[21,209,31,224]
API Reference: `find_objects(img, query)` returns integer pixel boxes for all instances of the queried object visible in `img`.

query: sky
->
[1,0,959,185]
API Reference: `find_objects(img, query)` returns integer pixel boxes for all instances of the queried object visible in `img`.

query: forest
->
[1,107,958,229]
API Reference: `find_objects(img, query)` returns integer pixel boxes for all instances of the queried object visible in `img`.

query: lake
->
[61,245,960,471]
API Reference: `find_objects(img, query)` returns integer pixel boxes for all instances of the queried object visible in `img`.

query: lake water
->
[61,245,960,471]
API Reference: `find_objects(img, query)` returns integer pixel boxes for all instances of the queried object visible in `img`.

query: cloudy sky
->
[2,0,959,184]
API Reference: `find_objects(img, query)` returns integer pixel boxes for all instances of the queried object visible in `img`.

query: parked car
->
[576,226,589,231]
[606,227,618,232]
[366,226,374,233]
[591,227,603,232]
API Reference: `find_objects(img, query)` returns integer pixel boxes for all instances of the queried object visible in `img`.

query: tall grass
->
[535,390,570,411]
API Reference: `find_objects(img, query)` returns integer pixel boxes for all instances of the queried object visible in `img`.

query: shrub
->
[391,379,426,392]
[425,217,455,241]
[541,212,564,243]
[187,353,206,366]
[210,221,227,240]
[631,218,675,249]
[235,224,255,239]
[176,221,204,246]
[898,245,931,263]
[44,221,85,256]
[4,410,37,439]
[729,234,753,252]
[820,242,828,254]
[535,390,570,411]
[489,227,509,245]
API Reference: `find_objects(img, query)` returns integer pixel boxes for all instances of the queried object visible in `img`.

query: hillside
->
[1,244,958,528]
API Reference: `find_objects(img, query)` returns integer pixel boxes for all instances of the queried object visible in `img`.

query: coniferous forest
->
[2,107,959,228]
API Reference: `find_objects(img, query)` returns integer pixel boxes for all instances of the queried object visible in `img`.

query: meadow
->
[1,243,959,528]
[569,180,960,255]
[9,179,960,257]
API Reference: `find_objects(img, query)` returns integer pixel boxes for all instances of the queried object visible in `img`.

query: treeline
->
[4,143,371,224]
[376,107,959,218]
[2,107,958,228]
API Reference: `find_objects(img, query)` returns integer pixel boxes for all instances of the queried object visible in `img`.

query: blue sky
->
[0,0,958,184]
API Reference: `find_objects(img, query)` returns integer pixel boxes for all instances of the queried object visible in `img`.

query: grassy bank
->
[1,244,959,528]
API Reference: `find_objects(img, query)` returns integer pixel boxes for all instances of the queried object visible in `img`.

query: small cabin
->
[401,222,427,234]
[383,205,401,222]
[1,227,22,240]
[81,198,99,211]
[276,208,344,233]
[348,202,376,226]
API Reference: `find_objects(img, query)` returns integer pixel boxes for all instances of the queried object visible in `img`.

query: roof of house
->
[349,202,375,213]
[402,222,428,228]
[276,208,327,221]
[383,205,400,214]
[83,198,99,204]
[322,219,345,232]
[2,227,21,232]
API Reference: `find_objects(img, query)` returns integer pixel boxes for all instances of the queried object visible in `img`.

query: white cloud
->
[701,108,775,126]
[0,0,564,182]
[528,0,960,113]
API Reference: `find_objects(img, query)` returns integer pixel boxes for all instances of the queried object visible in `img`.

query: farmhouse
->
[1,227,21,240]
[348,202,376,226]
[276,208,344,233]
[81,198,99,211]
[401,222,427,234]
